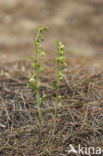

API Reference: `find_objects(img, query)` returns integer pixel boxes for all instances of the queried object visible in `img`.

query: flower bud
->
[40,52,46,56]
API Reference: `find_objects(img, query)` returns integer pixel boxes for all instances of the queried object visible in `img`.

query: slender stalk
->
[53,45,60,133]
[36,68,42,134]
[35,35,42,135]
[53,41,66,134]
[56,61,59,113]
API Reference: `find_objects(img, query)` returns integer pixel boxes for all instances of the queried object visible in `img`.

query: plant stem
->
[36,69,42,135]
[54,49,60,133]
[35,37,42,135]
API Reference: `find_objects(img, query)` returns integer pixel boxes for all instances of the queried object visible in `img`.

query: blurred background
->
[0,0,103,63]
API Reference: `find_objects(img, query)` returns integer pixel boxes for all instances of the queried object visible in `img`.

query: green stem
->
[54,50,60,133]
[35,34,42,135]
[55,61,59,115]
[36,69,42,135]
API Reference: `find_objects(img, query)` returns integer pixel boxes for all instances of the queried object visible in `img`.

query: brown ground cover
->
[0,59,103,155]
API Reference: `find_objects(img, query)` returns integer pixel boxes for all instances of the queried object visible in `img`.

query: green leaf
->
[33,85,39,91]
[34,39,40,46]
[40,52,46,56]
[39,34,44,41]
[39,44,42,49]
[42,27,48,31]
[28,82,38,91]
[38,27,48,33]
[41,94,51,103]
[58,95,65,99]
[39,67,43,72]
[50,108,55,115]
[33,63,41,69]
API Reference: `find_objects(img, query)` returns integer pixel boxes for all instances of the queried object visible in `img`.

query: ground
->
[0,0,103,156]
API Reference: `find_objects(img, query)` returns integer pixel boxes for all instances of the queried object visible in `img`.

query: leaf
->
[27,82,38,91]
[50,108,55,115]
[34,39,40,46]
[40,52,46,56]
[42,27,48,32]
[39,34,44,41]
[38,27,48,33]
[33,85,38,91]
[58,95,65,99]
[41,94,51,103]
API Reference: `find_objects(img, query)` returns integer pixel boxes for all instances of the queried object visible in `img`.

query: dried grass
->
[0,60,103,155]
